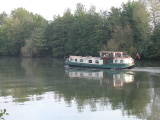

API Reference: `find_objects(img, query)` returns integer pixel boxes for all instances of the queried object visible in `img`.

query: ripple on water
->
[131,67,160,74]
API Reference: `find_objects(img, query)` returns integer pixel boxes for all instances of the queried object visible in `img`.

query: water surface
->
[0,58,160,120]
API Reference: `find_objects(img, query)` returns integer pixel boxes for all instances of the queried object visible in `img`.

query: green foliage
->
[0,8,48,57]
[143,24,160,59]
[145,0,160,27]
[0,109,8,120]
[45,5,108,57]
[106,1,150,56]
[0,1,159,59]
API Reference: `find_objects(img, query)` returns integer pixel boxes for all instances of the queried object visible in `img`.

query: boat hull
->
[65,61,135,69]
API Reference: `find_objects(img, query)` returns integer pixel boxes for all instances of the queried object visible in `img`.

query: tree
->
[145,0,160,27]
[105,1,150,56]
[0,2,158,59]
[107,25,135,55]
[122,1,150,53]
[143,24,160,59]
[45,4,107,57]
[0,8,48,56]
[21,27,48,57]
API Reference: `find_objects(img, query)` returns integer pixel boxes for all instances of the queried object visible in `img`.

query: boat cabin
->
[99,51,129,58]
[99,51,133,64]
[68,56,104,65]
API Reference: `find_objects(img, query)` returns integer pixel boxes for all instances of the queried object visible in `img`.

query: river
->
[0,58,160,120]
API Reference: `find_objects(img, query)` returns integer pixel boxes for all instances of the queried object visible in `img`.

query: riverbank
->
[0,56,159,68]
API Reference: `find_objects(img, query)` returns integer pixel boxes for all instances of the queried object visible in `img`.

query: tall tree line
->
[0,1,160,59]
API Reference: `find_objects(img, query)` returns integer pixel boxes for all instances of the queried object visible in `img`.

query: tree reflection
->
[0,58,159,119]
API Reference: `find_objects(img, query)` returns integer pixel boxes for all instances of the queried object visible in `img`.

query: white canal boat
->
[65,51,135,69]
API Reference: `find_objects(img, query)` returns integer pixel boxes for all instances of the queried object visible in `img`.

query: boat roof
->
[69,56,101,59]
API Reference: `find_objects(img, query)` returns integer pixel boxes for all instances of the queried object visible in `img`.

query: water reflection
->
[65,68,134,88]
[0,58,159,120]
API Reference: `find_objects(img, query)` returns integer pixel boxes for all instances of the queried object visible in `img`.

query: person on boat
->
[136,52,141,60]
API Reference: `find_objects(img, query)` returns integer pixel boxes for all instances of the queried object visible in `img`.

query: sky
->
[0,0,129,20]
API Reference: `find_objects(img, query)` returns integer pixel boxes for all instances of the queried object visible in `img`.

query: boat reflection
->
[66,69,104,80]
[112,71,134,87]
[65,68,134,88]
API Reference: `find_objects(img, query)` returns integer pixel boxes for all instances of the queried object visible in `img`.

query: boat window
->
[115,53,121,57]
[115,60,118,63]
[80,73,83,77]
[95,60,99,64]
[123,53,129,57]
[70,58,73,61]
[120,60,123,63]
[80,59,83,62]
[109,53,113,58]
[75,59,77,62]
[88,60,92,63]
[102,53,109,57]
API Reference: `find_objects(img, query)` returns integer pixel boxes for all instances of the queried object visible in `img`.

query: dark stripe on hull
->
[65,62,135,69]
